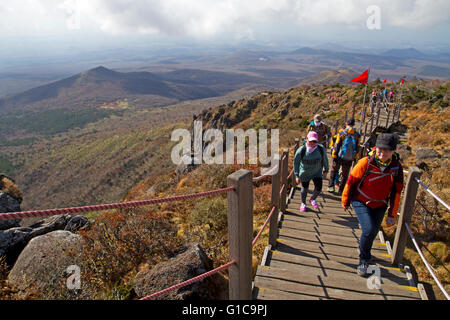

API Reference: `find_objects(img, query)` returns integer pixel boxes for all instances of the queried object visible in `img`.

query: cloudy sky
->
[1,0,449,55]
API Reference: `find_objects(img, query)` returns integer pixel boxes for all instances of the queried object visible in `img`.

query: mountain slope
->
[0,66,265,114]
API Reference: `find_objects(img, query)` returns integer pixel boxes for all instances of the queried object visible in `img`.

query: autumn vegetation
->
[1,77,448,299]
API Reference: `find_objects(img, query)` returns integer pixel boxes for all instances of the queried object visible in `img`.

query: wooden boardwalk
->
[253,183,422,300]
[252,103,425,300]
[253,145,423,300]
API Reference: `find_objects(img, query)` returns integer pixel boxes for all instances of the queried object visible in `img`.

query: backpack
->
[337,131,357,161]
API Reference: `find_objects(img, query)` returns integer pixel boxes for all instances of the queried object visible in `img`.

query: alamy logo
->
[66,265,81,290]
[367,5,381,30]
[171,121,280,173]
[366,265,381,289]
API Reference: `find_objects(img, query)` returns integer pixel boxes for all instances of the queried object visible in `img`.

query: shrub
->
[185,197,229,264]
[78,210,183,296]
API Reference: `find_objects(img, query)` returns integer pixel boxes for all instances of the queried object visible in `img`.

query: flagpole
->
[359,69,370,133]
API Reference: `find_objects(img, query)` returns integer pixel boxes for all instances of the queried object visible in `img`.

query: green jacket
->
[294,144,329,182]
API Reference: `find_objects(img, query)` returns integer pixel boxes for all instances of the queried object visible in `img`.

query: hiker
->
[370,90,378,114]
[388,90,395,102]
[307,114,331,149]
[382,89,389,101]
[294,131,329,213]
[328,118,360,194]
[329,125,346,189]
[341,133,404,276]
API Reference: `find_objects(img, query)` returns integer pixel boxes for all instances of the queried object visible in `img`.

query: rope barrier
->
[405,223,450,300]
[252,206,276,247]
[287,168,294,181]
[279,184,286,197]
[0,186,235,221]
[139,259,236,300]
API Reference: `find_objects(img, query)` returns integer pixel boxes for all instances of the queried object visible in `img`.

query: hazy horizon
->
[1,0,449,60]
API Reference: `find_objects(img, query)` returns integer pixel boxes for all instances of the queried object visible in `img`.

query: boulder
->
[0,191,21,230]
[64,215,91,232]
[0,214,73,266]
[396,144,412,162]
[416,148,440,161]
[133,243,227,300]
[7,230,96,299]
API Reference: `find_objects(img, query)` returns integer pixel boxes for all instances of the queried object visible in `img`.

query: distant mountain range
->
[0,66,265,113]
[1,45,449,114]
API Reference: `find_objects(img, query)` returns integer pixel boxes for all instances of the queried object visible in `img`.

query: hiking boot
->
[327,186,335,193]
[310,199,319,210]
[300,203,307,212]
[357,262,369,276]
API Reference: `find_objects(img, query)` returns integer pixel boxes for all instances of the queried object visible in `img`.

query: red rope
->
[0,186,235,221]
[139,259,236,300]
[252,206,276,247]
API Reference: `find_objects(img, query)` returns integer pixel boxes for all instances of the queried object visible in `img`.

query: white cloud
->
[0,0,448,39]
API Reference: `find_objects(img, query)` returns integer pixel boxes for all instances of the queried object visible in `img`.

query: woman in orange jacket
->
[341,133,404,276]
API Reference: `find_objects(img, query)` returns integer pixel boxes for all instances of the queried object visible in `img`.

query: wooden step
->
[281,214,361,230]
[275,237,391,262]
[267,251,408,279]
[280,219,362,238]
[254,265,420,300]
[278,227,362,248]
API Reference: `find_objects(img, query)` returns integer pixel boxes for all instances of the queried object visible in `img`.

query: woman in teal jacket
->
[294,131,329,212]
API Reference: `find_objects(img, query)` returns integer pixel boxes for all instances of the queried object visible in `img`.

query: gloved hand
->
[385,216,396,227]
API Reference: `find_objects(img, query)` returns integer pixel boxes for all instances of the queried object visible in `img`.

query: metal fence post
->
[227,169,253,300]
[391,167,422,266]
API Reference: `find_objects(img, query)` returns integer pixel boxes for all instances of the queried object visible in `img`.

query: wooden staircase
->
[253,146,424,300]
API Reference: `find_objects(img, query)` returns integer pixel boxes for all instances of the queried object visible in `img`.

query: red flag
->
[383,79,387,83]
[390,80,393,84]
[351,69,369,84]
[400,78,405,84]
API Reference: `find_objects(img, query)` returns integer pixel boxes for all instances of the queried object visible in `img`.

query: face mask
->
[306,145,318,154]
[314,121,322,126]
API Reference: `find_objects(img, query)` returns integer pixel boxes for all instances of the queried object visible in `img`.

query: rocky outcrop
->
[416,147,440,161]
[7,230,96,299]
[0,214,91,266]
[133,243,227,300]
[0,191,21,230]
[176,153,200,176]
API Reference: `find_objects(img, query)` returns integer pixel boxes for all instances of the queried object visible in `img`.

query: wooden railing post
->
[280,149,289,215]
[292,139,300,189]
[227,169,253,300]
[396,104,401,122]
[385,107,391,128]
[269,156,280,247]
[391,104,397,123]
[391,167,422,265]
[375,103,381,128]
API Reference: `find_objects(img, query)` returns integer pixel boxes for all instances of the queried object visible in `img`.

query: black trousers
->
[300,177,323,204]
[329,158,353,193]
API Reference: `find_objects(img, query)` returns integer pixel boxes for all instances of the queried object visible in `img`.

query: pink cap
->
[307,131,319,142]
